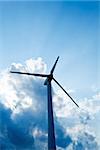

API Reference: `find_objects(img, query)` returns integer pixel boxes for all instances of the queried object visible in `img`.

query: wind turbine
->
[10,56,79,150]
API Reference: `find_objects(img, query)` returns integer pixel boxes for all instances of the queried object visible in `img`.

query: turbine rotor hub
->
[48,74,53,81]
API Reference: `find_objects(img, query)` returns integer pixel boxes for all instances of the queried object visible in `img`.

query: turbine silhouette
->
[10,56,79,150]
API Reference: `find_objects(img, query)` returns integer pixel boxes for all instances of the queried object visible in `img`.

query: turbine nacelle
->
[44,74,53,85]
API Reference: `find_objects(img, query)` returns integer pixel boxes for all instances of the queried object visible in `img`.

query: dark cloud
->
[55,120,72,148]
[72,132,99,150]
[0,103,34,149]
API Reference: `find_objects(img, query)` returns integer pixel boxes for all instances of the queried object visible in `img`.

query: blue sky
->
[0,1,99,97]
[0,1,99,149]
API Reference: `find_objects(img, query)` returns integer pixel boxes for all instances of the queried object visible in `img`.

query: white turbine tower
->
[10,56,79,150]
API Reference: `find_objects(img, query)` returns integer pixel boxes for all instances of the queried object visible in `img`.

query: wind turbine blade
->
[50,56,59,74]
[10,71,48,77]
[53,78,79,107]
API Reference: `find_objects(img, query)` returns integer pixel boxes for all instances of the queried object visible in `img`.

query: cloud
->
[93,92,100,100]
[0,103,35,149]
[54,88,100,149]
[0,57,99,149]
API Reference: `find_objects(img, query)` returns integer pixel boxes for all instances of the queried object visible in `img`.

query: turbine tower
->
[10,56,79,150]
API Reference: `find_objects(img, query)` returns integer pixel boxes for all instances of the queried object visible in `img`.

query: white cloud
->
[25,57,47,74]
[54,88,100,120]
[93,92,100,100]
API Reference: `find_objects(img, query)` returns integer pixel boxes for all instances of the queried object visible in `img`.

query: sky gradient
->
[0,1,99,95]
[0,1,99,149]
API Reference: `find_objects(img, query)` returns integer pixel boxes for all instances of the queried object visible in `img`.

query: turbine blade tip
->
[77,104,79,108]
[57,56,60,59]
